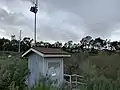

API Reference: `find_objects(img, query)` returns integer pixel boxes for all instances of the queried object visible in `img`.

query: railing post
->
[70,75,72,88]
[64,74,85,89]
[76,75,77,88]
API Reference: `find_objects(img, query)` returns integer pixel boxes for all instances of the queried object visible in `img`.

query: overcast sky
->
[0,0,120,42]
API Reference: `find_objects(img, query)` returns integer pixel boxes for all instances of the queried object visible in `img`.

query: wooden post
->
[70,75,72,89]
[76,76,77,88]
[18,30,21,53]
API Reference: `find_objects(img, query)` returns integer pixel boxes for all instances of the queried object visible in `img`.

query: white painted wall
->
[28,53,64,87]
[44,58,64,84]
[28,53,43,87]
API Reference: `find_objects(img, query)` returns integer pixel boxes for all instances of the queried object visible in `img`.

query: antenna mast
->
[18,30,22,53]
[30,0,38,46]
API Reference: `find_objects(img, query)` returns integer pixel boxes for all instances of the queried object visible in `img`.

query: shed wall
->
[28,53,43,87]
[28,53,64,87]
[44,58,64,84]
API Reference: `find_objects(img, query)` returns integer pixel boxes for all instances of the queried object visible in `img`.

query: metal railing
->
[64,74,86,88]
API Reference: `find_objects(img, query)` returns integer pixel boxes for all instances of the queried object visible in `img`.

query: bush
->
[84,75,120,90]
[31,74,71,90]
[0,54,28,90]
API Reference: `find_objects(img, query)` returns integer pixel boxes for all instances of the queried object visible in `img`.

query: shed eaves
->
[32,47,69,55]
[22,47,71,57]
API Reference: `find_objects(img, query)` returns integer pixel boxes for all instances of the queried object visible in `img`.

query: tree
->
[36,41,44,47]
[11,39,19,52]
[53,41,62,48]
[67,41,73,52]
[1,36,120,53]
[11,35,16,40]
[80,36,92,50]
[0,38,11,51]
[0,38,6,51]
[21,37,33,52]
[67,41,73,48]
[62,41,73,52]
[43,42,51,48]
[63,43,67,51]
[93,37,105,50]
[110,41,119,50]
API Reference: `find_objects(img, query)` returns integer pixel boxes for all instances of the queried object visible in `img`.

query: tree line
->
[0,36,120,53]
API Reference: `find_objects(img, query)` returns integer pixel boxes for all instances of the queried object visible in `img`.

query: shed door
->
[46,60,61,85]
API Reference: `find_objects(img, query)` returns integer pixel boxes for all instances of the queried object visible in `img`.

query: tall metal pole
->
[18,30,22,53]
[34,3,37,46]
[30,0,38,46]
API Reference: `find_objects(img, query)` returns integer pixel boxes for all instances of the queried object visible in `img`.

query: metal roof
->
[22,47,71,57]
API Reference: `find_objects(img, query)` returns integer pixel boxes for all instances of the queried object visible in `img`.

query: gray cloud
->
[0,0,120,42]
[42,0,120,38]
[0,7,33,38]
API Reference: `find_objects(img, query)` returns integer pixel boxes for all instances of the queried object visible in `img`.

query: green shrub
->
[78,60,120,90]
[0,54,28,90]
[86,75,120,90]
[31,74,71,90]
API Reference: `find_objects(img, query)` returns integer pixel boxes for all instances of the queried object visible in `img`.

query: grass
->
[89,54,120,79]
[0,51,28,90]
[64,52,120,79]
[1,51,120,90]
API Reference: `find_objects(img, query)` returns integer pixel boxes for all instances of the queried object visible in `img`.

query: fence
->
[64,74,86,88]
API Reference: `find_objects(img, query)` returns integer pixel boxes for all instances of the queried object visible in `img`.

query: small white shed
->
[22,47,71,87]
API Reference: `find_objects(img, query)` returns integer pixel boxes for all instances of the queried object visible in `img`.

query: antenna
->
[18,30,22,53]
[30,0,37,5]
[31,0,35,4]
[35,0,38,5]
[30,0,38,47]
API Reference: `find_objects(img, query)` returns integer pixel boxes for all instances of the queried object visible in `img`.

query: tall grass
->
[79,59,120,90]
[31,75,71,90]
[1,52,120,90]
[0,52,28,90]
[82,75,120,90]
